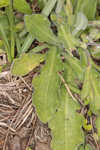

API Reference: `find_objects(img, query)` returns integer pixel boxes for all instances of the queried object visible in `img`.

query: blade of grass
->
[20,33,35,54]
[15,33,21,55]
[0,24,11,62]
[31,44,48,53]
[6,0,15,60]
[19,29,27,38]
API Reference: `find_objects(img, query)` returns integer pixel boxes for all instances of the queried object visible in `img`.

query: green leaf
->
[0,0,9,8]
[81,66,91,100]
[75,0,97,20]
[20,34,35,54]
[65,53,83,80]
[49,87,84,150]
[55,0,64,14]
[42,0,57,17]
[89,68,100,112]
[13,0,32,14]
[0,24,11,62]
[6,4,15,60]
[32,46,62,123]
[96,113,100,139]
[37,0,45,9]
[72,12,88,35]
[81,66,100,113]
[58,24,80,50]
[62,63,81,94]
[24,14,58,45]
[78,48,88,68]
[11,53,45,76]
[0,15,9,31]
[61,53,84,95]
[31,44,49,53]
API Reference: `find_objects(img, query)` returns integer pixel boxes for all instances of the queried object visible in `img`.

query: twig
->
[19,76,32,91]
[0,91,17,105]
[58,72,77,102]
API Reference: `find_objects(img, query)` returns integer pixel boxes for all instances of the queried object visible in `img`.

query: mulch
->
[0,68,51,150]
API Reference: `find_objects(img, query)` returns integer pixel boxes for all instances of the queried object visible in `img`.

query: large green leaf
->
[11,53,45,76]
[13,0,32,14]
[75,0,97,20]
[24,14,58,45]
[32,46,62,123]
[49,87,84,150]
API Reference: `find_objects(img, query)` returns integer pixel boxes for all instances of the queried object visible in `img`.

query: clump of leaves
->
[1,0,100,150]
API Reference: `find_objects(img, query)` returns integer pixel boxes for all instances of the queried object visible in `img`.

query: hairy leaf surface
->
[49,87,84,150]
[24,14,58,45]
[32,46,62,123]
